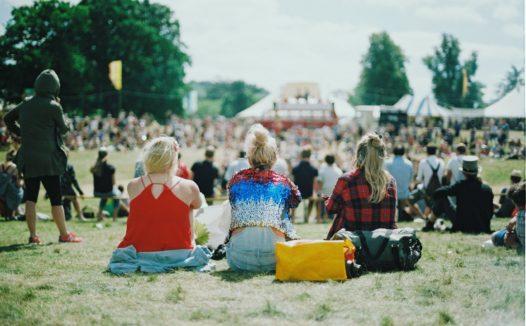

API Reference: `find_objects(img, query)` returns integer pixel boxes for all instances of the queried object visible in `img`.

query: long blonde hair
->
[244,124,277,169]
[355,133,391,203]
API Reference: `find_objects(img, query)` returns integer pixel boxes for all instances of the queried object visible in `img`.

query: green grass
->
[0,149,525,325]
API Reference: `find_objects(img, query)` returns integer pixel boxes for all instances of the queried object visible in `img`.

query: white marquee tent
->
[484,86,525,118]
[394,94,451,118]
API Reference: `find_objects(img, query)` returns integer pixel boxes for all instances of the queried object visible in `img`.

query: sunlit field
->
[0,148,524,325]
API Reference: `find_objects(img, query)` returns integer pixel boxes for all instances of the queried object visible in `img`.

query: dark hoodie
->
[4,69,69,178]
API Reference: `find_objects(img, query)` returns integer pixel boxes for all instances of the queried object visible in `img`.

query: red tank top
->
[117,177,193,252]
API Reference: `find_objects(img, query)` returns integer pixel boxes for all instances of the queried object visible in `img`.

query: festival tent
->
[395,95,451,118]
[236,93,276,118]
[236,94,355,120]
[483,86,525,118]
[449,107,485,120]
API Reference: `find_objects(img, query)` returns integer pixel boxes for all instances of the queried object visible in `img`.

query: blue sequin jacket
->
[228,168,301,239]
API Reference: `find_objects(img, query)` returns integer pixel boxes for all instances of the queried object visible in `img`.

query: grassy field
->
[0,149,525,325]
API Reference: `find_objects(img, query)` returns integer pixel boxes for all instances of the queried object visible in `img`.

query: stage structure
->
[237,82,354,131]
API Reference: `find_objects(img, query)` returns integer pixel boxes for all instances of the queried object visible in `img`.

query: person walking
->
[292,147,319,223]
[3,69,81,244]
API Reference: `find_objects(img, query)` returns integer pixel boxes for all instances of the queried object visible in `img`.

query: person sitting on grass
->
[325,133,397,239]
[431,156,493,234]
[227,124,301,272]
[108,136,211,274]
[489,182,525,253]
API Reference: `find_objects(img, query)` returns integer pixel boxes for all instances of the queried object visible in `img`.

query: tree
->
[423,34,485,108]
[0,0,90,103]
[191,81,267,118]
[0,0,190,118]
[352,31,412,105]
[496,65,524,99]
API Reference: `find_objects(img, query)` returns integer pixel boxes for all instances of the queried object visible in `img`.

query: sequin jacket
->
[228,168,301,239]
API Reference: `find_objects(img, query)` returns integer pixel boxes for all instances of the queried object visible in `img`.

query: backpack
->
[425,160,441,198]
[331,228,423,271]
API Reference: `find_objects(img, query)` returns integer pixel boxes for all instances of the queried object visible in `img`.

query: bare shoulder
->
[127,177,144,200]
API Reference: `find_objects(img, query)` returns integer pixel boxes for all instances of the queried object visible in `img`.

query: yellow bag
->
[275,239,354,281]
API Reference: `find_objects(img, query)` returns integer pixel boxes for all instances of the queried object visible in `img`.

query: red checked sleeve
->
[326,176,346,215]
[288,179,302,209]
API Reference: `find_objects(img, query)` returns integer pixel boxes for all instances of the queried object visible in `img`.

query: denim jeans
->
[226,227,285,272]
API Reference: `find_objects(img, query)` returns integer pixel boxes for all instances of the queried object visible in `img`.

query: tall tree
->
[423,34,485,108]
[352,31,412,105]
[0,0,190,117]
[496,65,524,99]
[0,0,90,103]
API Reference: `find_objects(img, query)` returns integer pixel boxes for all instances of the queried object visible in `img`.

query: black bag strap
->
[356,230,392,260]
[426,160,440,173]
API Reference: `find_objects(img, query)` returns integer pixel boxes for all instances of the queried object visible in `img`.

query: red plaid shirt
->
[326,168,397,239]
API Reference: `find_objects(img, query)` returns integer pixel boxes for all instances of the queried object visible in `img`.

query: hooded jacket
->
[3,69,69,178]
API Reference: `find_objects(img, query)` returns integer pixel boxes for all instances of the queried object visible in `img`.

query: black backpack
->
[425,161,441,198]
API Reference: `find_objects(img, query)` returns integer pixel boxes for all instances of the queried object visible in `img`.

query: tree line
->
[351,31,523,109]
[0,1,522,118]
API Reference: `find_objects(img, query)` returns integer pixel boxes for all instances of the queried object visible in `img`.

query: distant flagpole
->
[461,68,469,98]
[109,60,123,115]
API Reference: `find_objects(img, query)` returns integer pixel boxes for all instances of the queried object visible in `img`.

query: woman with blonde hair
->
[108,136,211,274]
[227,124,301,272]
[326,133,397,239]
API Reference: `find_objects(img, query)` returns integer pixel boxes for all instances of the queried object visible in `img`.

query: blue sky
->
[1,0,524,102]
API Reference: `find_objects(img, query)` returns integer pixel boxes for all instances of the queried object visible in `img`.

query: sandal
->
[28,235,42,245]
[58,232,82,243]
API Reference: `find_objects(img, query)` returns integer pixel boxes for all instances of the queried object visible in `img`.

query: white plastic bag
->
[193,200,231,249]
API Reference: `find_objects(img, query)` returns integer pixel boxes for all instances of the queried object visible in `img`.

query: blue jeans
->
[226,227,285,272]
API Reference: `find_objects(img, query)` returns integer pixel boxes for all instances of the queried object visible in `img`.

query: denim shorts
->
[226,227,285,272]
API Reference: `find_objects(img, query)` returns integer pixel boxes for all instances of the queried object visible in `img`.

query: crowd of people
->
[1,69,525,274]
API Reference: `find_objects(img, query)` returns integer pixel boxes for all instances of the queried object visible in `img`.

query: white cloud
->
[414,5,485,24]
[492,2,521,21]
[502,24,524,39]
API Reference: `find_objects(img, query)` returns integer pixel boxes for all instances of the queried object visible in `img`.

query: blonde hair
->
[355,133,391,203]
[142,136,179,174]
[244,124,277,169]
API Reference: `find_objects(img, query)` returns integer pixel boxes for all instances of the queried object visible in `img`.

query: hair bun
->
[253,130,268,147]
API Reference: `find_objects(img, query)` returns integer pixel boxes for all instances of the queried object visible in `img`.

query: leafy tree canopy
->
[351,31,412,106]
[0,0,190,118]
[496,65,524,100]
[423,33,484,108]
[191,81,267,118]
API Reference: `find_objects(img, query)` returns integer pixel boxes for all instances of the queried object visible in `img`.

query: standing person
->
[227,124,301,272]
[108,136,210,274]
[384,145,424,222]
[223,150,250,183]
[416,144,445,217]
[272,154,289,176]
[432,156,493,233]
[3,69,81,243]
[495,170,522,217]
[61,163,86,221]
[445,143,466,186]
[292,147,319,223]
[90,148,118,221]
[326,133,397,239]
[191,146,219,205]
[317,154,342,222]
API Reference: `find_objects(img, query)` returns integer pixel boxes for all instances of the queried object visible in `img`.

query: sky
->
[1,0,524,102]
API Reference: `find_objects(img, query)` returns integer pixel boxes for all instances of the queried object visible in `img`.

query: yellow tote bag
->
[275,239,354,281]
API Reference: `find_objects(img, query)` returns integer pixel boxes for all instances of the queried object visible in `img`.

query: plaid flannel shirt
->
[326,168,397,239]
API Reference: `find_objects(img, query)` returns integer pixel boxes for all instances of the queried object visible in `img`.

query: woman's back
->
[118,176,193,252]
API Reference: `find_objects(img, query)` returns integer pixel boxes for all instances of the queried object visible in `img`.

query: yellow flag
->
[108,60,122,90]
[461,68,468,98]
